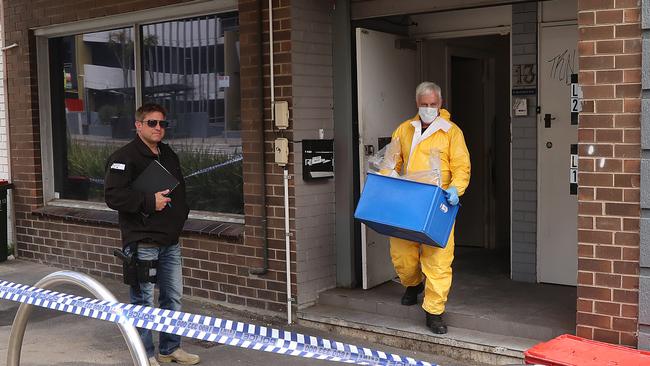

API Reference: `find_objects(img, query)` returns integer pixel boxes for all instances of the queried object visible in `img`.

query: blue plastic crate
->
[354,172,459,248]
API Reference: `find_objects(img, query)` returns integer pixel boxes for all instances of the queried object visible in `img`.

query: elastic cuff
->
[142,193,156,214]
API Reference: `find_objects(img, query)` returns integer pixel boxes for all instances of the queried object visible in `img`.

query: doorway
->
[307,3,577,348]
[451,55,490,248]
[422,34,512,271]
[354,31,511,286]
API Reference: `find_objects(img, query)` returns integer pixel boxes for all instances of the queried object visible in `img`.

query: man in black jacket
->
[105,103,199,366]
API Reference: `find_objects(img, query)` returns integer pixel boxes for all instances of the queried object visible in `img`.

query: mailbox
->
[303,139,334,180]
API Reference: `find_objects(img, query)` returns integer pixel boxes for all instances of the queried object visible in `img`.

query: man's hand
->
[155,189,171,211]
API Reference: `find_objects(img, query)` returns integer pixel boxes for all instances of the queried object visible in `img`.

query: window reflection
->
[49,13,243,214]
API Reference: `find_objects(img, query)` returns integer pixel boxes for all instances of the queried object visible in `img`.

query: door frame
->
[418,28,511,259]
[445,45,498,249]
[350,24,514,284]
[536,19,578,284]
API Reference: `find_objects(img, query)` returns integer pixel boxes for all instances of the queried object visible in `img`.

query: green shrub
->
[177,146,243,214]
[66,139,243,214]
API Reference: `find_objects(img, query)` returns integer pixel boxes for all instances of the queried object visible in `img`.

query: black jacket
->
[104,137,189,246]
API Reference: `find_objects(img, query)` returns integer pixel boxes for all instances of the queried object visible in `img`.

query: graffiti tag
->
[546,49,576,85]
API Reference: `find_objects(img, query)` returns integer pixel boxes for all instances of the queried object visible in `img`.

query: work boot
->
[149,357,161,366]
[157,348,201,365]
[400,281,424,305]
[426,312,448,334]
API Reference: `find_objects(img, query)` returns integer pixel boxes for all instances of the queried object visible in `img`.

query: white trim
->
[33,0,237,37]
[539,20,577,28]
[47,200,245,224]
[37,36,55,203]
[414,26,511,40]
[351,0,532,20]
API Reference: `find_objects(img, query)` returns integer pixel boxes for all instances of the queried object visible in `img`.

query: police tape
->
[0,280,436,366]
[88,155,244,186]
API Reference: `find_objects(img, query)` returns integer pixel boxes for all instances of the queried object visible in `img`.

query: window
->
[47,13,243,215]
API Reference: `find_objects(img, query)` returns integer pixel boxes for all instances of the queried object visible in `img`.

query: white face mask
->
[418,107,438,124]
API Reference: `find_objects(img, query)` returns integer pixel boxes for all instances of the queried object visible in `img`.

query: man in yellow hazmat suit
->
[389,81,470,334]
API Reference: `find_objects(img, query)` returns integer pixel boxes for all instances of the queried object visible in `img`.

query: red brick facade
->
[577,0,641,346]
[3,0,294,314]
[3,0,647,349]
[239,0,295,312]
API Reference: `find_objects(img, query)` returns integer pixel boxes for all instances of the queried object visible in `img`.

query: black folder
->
[132,160,179,194]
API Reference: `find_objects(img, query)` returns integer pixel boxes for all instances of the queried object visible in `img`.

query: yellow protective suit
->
[389,108,470,315]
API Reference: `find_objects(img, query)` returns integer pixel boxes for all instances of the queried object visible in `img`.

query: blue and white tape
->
[183,155,243,179]
[88,155,244,185]
[0,280,436,366]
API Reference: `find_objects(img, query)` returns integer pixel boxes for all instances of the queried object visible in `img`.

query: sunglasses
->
[140,119,169,128]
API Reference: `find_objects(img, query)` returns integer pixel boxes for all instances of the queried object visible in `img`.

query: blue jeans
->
[126,243,183,357]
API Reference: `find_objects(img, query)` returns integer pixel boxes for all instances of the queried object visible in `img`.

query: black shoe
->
[426,312,448,334]
[400,282,424,305]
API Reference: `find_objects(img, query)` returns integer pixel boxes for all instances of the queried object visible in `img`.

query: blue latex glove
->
[445,186,459,206]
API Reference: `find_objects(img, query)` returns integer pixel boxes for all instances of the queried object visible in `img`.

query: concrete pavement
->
[0,259,486,366]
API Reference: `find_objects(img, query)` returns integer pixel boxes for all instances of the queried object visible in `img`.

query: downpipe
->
[284,169,292,324]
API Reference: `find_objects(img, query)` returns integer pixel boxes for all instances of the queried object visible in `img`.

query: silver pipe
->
[190,18,194,113]
[134,25,143,107]
[6,271,148,366]
[214,16,218,130]
[269,0,275,121]
[284,169,292,324]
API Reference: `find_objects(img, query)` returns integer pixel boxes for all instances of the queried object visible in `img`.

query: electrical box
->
[275,138,289,166]
[274,101,289,129]
[303,139,334,180]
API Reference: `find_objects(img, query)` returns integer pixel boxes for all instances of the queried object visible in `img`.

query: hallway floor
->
[299,247,576,363]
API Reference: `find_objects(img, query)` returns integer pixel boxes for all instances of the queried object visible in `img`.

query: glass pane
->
[141,13,243,214]
[50,28,136,202]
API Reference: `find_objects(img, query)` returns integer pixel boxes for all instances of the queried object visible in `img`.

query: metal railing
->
[6,270,148,366]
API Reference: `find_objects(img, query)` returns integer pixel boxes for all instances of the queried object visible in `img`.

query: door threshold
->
[298,304,534,365]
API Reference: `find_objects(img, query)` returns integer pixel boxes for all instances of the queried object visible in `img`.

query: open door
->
[356,28,417,289]
[537,23,578,285]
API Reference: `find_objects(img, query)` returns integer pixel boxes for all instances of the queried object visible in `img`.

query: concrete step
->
[316,280,574,341]
[299,304,538,365]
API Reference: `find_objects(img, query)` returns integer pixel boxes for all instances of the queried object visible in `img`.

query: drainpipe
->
[249,0,269,276]
[249,0,291,325]
[268,0,275,120]
[266,0,292,324]
[283,168,292,324]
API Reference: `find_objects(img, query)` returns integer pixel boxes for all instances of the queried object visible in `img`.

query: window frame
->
[36,0,244,224]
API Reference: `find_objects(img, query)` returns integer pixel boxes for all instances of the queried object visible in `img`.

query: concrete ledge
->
[299,304,534,366]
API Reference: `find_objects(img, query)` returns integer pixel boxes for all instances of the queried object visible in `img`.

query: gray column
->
[510,2,538,282]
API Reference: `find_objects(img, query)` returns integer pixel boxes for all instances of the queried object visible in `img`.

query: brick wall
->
[4,0,295,315]
[291,0,336,307]
[0,21,13,249]
[577,0,641,347]
[511,2,538,282]
[240,0,295,313]
[638,0,650,350]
